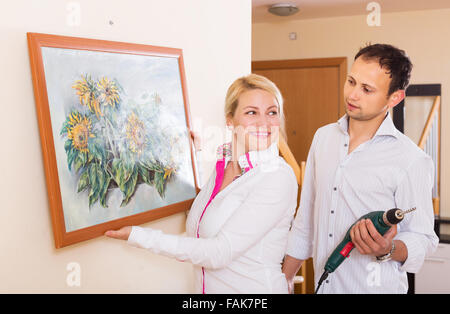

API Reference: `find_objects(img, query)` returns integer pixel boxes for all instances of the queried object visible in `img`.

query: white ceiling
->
[253,0,450,23]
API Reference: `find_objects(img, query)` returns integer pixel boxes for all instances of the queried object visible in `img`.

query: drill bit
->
[402,207,416,214]
[395,207,416,220]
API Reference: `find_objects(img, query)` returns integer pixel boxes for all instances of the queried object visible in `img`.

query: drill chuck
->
[384,207,416,226]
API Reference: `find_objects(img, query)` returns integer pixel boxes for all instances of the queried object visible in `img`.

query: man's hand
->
[105,226,132,241]
[350,219,397,257]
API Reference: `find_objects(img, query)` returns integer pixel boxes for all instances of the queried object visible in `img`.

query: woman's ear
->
[226,116,234,130]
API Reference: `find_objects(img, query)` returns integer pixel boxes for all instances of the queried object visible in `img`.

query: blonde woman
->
[106,74,298,294]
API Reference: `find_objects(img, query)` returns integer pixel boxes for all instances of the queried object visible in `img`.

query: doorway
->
[253,57,347,293]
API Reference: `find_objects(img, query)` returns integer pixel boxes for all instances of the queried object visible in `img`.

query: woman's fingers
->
[190,130,202,151]
[104,226,132,240]
[104,230,119,238]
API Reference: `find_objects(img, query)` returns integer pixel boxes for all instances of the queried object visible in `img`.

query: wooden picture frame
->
[27,33,199,248]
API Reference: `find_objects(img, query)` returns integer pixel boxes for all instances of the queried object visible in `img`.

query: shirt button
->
[344,144,348,147]
[331,210,335,214]
[329,234,332,237]
[333,187,337,191]
[326,280,329,284]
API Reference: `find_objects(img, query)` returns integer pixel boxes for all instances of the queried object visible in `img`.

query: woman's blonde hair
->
[224,74,286,138]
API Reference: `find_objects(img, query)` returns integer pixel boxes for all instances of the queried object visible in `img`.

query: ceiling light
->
[268,3,299,17]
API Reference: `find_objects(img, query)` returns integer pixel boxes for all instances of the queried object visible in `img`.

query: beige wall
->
[253,8,450,217]
[0,0,251,292]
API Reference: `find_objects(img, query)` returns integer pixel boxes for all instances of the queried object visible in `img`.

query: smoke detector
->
[268,3,299,17]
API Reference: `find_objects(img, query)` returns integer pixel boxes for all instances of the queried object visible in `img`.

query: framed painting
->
[27,33,199,248]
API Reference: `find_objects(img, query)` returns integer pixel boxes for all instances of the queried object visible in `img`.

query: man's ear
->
[388,89,406,109]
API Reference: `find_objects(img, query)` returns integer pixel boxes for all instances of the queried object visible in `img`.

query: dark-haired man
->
[283,44,438,293]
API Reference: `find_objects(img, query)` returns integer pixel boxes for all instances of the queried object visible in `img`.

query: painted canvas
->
[28,33,199,248]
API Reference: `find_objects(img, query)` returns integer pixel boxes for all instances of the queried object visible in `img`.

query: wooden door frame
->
[252,57,347,117]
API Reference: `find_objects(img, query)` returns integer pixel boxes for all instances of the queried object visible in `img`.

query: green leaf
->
[99,175,111,208]
[120,167,138,207]
[111,158,122,187]
[74,155,84,173]
[60,120,69,136]
[141,161,158,172]
[64,139,73,154]
[154,171,166,198]
[67,148,78,171]
[112,159,126,190]
[88,141,100,163]
[111,158,121,171]
[113,157,135,190]
[80,151,87,165]
[121,156,135,183]
[98,165,105,192]
[88,187,100,207]
[86,163,110,208]
[77,170,90,192]
[88,163,98,188]
[88,163,100,207]
[138,164,153,185]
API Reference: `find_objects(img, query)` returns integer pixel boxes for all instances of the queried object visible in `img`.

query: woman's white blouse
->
[127,143,298,293]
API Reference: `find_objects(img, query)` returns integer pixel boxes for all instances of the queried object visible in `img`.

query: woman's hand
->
[105,226,132,240]
[282,255,304,294]
[286,277,294,294]
[190,130,202,152]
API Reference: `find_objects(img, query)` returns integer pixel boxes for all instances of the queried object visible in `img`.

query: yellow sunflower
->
[67,112,95,153]
[126,112,146,155]
[72,76,102,118]
[163,166,176,180]
[97,77,120,109]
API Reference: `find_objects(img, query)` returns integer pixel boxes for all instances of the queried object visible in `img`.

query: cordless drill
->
[315,207,416,293]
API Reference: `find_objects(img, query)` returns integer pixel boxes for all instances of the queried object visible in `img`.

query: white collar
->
[337,112,398,139]
[216,142,279,173]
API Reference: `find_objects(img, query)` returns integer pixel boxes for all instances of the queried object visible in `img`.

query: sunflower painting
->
[34,39,198,239]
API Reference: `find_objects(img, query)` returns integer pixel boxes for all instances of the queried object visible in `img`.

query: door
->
[253,57,347,294]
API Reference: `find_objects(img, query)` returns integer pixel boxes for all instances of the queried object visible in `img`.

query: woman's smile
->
[249,130,271,138]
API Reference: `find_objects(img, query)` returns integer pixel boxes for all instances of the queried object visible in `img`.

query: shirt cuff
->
[127,226,182,260]
[286,230,312,260]
[127,226,158,249]
[395,233,427,273]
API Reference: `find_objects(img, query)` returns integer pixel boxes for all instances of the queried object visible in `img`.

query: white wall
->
[0,0,251,293]
[253,8,450,217]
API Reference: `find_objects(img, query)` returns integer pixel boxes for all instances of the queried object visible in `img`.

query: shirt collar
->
[216,142,279,174]
[337,112,398,139]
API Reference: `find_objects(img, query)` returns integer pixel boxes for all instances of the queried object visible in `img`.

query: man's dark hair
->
[354,43,413,96]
